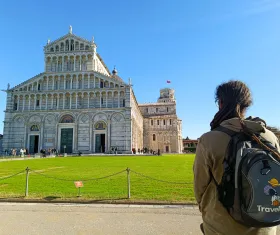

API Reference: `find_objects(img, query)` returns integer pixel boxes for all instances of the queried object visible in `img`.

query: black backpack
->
[215,125,280,228]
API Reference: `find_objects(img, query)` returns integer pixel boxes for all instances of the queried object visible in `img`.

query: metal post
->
[78,187,81,197]
[126,167,131,199]
[25,167,29,197]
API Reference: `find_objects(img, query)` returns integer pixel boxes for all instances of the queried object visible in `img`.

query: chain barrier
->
[0,170,25,181]
[130,170,193,185]
[29,169,126,182]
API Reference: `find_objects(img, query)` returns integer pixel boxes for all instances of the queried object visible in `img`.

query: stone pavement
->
[0,203,278,235]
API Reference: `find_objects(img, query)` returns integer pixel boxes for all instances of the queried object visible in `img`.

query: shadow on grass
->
[44,196,61,201]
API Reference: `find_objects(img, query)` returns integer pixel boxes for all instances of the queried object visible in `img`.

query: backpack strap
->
[214,126,237,137]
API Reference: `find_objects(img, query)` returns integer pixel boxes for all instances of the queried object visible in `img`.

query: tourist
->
[20,148,24,157]
[193,80,279,235]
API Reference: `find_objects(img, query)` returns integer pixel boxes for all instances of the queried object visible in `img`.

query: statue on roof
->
[92,36,94,44]
[7,83,10,90]
[69,25,72,34]
[47,39,50,45]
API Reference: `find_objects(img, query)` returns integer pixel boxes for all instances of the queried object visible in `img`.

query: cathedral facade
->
[2,27,182,154]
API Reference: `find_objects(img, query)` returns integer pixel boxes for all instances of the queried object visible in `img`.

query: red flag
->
[167,80,171,83]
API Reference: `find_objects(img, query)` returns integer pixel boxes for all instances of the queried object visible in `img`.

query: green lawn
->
[0,154,195,203]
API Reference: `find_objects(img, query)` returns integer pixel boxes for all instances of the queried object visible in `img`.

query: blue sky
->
[0,0,280,139]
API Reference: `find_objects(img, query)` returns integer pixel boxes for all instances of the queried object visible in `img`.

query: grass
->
[0,154,195,203]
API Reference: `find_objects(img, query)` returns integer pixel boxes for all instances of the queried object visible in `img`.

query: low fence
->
[0,167,193,200]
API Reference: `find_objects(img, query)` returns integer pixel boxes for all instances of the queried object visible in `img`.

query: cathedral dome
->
[112,66,118,75]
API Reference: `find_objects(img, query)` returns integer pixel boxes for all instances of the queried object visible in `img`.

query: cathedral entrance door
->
[95,134,106,153]
[165,146,169,153]
[29,135,39,154]
[60,128,73,153]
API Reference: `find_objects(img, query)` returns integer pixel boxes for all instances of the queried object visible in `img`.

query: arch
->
[85,45,89,50]
[59,114,74,123]
[70,39,74,51]
[75,41,79,50]
[60,42,64,51]
[94,120,107,130]
[93,112,107,122]
[65,40,69,51]
[55,45,59,52]
[30,125,40,131]
[50,47,54,52]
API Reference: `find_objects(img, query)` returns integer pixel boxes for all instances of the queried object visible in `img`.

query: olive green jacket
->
[194,117,280,235]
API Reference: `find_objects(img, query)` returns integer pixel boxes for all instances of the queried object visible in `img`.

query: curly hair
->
[210,80,253,130]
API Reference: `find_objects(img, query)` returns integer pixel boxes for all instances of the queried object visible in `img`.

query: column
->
[56,58,58,72]
[100,94,102,108]
[46,95,48,110]
[82,76,84,89]
[52,95,54,109]
[93,76,95,88]
[64,78,66,90]
[23,96,25,111]
[88,76,90,89]
[107,120,111,151]
[28,95,31,110]
[70,78,73,89]
[118,93,120,108]
[32,83,34,91]
[34,95,36,110]
[74,57,76,71]
[17,96,19,111]
[46,78,49,91]
[88,95,90,108]
[70,94,72,109]
[80,56,82,71]
[58,77,60,90]
[52,78,55,90]
[40,95,42,110]
[62,57,64,72]
[106,92,108,108]
[57,95,60,109]
[76,94,78,109]
[63,94,65,109]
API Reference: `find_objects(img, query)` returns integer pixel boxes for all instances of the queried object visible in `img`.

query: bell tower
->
[157,88,175,103]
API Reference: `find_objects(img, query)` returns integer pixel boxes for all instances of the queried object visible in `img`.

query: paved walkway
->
[0,203,279,235]
[0,203,202,235]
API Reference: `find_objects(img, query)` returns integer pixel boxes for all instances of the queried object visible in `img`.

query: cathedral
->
[2,27,182,154]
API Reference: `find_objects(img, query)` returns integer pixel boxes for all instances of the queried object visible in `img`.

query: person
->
[193,80,279,235]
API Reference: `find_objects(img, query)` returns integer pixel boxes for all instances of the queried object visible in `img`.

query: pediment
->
[44,33,95,53]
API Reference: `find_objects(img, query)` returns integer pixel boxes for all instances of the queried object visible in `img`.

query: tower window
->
[170,119,172,125]
[167,107,169,112]
[151,120,153,125]
[123,99,125,107]
[156,108,158,112]
[157,120,159,125]
[146,108,148,113]
[163,120,166,125]
[101,98,103,105]
[153,134,156,141]
[36,100,40,107]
